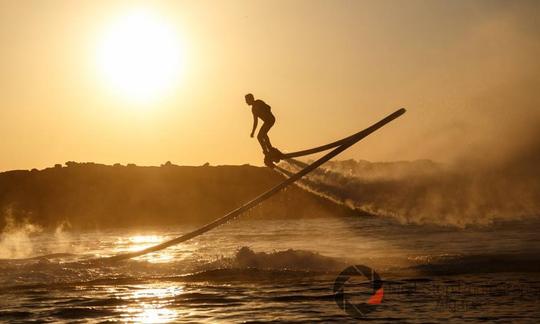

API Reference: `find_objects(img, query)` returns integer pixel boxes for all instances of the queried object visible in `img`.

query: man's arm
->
[250,114,258,137]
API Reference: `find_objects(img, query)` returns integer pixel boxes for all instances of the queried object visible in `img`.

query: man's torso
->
[252,99,274,122]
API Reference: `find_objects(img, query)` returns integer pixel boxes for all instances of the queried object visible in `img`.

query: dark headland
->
[0,162,356,230]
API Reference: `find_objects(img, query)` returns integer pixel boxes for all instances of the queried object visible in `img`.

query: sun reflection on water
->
[123,305,178,323]
[118,285,183,323]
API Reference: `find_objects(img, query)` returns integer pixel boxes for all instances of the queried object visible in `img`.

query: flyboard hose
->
[94,108,406,263]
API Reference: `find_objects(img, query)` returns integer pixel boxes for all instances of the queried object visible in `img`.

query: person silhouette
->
[245,93,276,155]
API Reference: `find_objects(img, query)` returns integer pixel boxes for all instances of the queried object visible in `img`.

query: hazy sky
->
[1,0,539,171]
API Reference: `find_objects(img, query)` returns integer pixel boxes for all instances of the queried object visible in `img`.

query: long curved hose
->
[95,108,406,263]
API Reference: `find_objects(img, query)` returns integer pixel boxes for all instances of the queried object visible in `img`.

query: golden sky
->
[1,0,539,171]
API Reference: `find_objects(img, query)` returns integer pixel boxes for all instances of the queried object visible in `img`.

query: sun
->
[97,10,184,103]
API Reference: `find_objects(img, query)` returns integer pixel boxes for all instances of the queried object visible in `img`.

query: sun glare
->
[97,10,184,103]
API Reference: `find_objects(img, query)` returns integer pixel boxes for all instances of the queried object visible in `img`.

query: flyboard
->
[97,108,406,263]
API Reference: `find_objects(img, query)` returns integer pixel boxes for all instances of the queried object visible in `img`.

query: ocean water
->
[0,214,539,323]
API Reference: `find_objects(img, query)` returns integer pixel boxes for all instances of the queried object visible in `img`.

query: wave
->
[1,246,539,291]
[0,247,347,287]
[199,246,348,272]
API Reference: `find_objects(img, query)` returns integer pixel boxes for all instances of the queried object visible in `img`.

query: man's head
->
[245,93,254,105]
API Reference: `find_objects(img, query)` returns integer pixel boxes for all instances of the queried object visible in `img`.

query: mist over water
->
[284,134,540,227]
[0,213,78,259]
[0,215,41,259]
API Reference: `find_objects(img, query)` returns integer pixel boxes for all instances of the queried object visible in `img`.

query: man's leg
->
[258,122,272,153]
[257,133,268,153]
[263,133,273,150]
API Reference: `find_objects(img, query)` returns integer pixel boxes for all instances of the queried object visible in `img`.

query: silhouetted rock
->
[0,163,354,231]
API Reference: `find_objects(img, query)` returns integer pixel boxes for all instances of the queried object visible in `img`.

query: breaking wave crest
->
[200,246,348,272]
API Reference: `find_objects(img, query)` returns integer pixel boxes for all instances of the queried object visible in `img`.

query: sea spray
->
[0,214,81,259]
[282,156,540,227]
[0,213,42,259]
